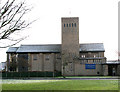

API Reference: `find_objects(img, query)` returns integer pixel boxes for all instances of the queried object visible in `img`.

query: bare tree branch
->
[0,36,27,48]
[0,0,33,48]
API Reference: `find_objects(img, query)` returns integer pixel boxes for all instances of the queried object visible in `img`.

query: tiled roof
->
[6,43,105,53]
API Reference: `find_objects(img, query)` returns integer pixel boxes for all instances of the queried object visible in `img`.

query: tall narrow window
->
[67,24,68,27]
[69,23,71,27]
[64,24,65,27]
[74,23,76,27]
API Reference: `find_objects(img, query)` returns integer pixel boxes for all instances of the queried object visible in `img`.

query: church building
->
[6,17,111,76]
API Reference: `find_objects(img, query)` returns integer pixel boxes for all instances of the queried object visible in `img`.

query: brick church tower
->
[61,17,79,76]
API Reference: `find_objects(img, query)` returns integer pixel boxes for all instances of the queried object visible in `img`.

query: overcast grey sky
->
[0,0,119,62]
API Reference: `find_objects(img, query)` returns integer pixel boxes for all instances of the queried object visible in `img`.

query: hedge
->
[2,71,61,78]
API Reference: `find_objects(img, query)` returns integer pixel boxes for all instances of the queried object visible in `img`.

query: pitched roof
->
[6,47,18,53]
[6,43,105,53]
[80,43,105,52]
[16,44,61,53]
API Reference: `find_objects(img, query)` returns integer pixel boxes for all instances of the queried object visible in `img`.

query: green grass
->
[2,80,118,90]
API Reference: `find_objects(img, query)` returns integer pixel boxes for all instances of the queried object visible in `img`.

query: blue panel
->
[85,64,96,69]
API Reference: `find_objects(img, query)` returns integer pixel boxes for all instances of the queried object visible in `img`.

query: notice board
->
[85,64,96,69]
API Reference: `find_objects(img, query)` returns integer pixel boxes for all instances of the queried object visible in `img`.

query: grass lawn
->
[2,79,118,90]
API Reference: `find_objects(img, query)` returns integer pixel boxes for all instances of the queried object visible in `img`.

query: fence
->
[2,71,61,79]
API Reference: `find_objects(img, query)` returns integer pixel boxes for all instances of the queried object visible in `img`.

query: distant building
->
[6,17,119,76]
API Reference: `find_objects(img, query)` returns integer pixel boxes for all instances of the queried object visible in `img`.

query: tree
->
[0,0,33,48]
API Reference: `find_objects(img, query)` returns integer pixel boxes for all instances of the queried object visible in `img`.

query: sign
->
[85,64,96,69]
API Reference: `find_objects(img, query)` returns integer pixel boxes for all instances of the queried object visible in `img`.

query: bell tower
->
[61,17,79,76]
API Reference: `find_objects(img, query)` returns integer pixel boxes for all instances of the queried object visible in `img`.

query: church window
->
[64,24,65,27]
[74,23,76,27]
[67,24,68,27]
[69,23,71,27]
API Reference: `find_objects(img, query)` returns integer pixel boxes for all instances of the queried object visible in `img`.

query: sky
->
[0,0,119,62]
